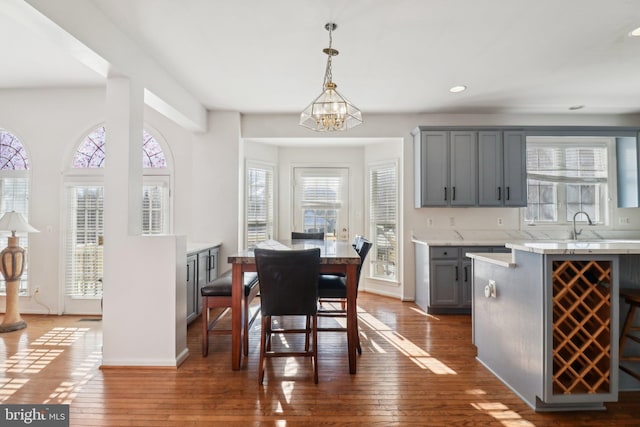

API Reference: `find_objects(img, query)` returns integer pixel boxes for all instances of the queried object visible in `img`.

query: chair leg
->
[202,301,209,357]
[259,315,269,385]
[305,315,311,352]
[312,314,318,384]
[243,300,249,357]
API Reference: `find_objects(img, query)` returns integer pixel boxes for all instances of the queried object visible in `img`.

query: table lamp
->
[0,211,39,332]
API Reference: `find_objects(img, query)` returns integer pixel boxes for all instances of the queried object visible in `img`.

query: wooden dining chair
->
[291,231,325,240]
[317,237,372,354]
[255,247,321,385]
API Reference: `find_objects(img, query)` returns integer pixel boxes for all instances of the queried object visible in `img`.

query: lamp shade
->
[0,211,39,233]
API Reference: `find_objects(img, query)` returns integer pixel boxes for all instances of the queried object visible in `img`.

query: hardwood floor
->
[1,293,638,426]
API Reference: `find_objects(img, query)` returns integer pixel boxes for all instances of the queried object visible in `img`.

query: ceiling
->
[3,0,640,118]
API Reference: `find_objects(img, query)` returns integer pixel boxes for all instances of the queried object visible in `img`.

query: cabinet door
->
[450,131,477,206]
[208,247,219,283]
[430,259,459,306]
[503,131,527,207]
[197,250,209,314]
[478,131,504,206]
[461,258,473,306]
[418,131,449,206]
[186,254,198,324]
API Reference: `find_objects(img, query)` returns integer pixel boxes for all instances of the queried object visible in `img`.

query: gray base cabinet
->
[415,243,507,314]
[186,245,219,324]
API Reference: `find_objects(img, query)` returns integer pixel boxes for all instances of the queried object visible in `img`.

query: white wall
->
[242,112,640,302]
[3,90,640,318]
[0,87,196,317]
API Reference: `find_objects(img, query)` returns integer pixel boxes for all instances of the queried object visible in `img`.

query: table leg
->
[346,263,358,374]
[231,263,243,370]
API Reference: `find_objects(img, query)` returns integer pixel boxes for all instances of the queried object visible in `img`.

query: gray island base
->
[469,241,640,412]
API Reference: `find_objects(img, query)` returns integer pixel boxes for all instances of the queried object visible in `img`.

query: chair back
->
[291,231,325,240]
[355,238,372,286]
[255,248,321,316]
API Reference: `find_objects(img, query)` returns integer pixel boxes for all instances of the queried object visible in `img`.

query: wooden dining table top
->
[228,239,361,265]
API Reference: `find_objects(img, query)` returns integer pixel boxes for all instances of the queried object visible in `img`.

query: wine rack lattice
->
[552,260,611,395]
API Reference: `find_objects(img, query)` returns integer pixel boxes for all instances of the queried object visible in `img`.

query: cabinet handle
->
[455,266,458,281]
[452,186,456,200]
[506,186,510,200]
[187,264,190,281]
[444,187,447,201]
[464,266,468,282]
[209,254,215,270]
[497,187,501,201]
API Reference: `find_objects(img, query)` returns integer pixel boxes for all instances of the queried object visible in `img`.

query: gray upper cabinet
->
[502,131,527,207]
[450,131,477,206]
[414,130,477,207]
[415,131,449,207]
[478,130,527,207]
[414,127,524,208]
[478,131,503,206]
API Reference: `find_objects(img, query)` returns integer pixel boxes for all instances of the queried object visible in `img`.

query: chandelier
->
[299,23,363,132]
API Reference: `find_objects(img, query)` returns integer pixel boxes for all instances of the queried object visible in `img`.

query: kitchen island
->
[469,240,640,411]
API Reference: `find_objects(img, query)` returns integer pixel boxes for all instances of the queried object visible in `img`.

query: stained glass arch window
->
[0,130,30,170]
[73,126,167,169]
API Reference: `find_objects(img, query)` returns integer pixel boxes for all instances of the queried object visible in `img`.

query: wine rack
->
[551,260,612,395]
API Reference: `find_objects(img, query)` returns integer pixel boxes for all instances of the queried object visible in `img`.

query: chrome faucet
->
[571,210,594,240]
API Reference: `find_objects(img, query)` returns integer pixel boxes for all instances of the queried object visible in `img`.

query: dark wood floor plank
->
[1,292,638,426]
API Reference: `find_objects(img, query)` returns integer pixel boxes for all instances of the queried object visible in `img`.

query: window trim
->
[245,160,276,249]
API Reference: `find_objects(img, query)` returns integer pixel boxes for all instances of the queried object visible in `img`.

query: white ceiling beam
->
[12,0,207,132]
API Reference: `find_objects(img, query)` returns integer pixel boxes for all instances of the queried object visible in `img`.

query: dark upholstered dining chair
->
[317,237,372,354]
[291,231,325,240]
[201,270,260,357]
[254,247,321,384]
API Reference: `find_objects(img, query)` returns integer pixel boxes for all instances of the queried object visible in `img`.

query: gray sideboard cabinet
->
[477,130,527,207]
[414,130,477,207]
[186,245,220,324]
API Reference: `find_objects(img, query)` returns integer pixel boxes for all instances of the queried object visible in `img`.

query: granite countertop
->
[466,251,516,268]
[187,241,222,254]
[507,240,640,255]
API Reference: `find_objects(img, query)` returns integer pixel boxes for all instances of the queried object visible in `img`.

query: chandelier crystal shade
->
[299,23,363,132]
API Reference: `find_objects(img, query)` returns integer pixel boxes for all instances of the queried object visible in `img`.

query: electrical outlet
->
[619,217,630,225]
[497,217,503,226]
[33,287,39,295]
[427,218,434,227]
[449,217,455,226]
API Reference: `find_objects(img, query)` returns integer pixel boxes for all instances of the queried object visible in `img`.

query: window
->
[525,138,609,224]
[64,185,104,299]
[293,168,348,239]
[64,126,170,299]
[0,130,30,295]
[369,162,398,281]
[246,161,274,249]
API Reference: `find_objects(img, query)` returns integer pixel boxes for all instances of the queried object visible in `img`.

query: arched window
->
[0,130,31,295]
[64,126,171,302]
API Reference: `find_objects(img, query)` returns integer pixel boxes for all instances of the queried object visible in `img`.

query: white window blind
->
[0,176,30,294]
[246,162,274,249]
[142,179,170,235]
[64,186,104,298]
[525,140,608,223]
[369,162,398,280]
[293,167,348,238]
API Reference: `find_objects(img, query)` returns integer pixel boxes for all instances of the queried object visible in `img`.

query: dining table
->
[227,239,362,373]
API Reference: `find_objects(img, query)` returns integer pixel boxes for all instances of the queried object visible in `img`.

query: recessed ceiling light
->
[449,85,467,93]
[569,105,585,111]
[629,26,640,37]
